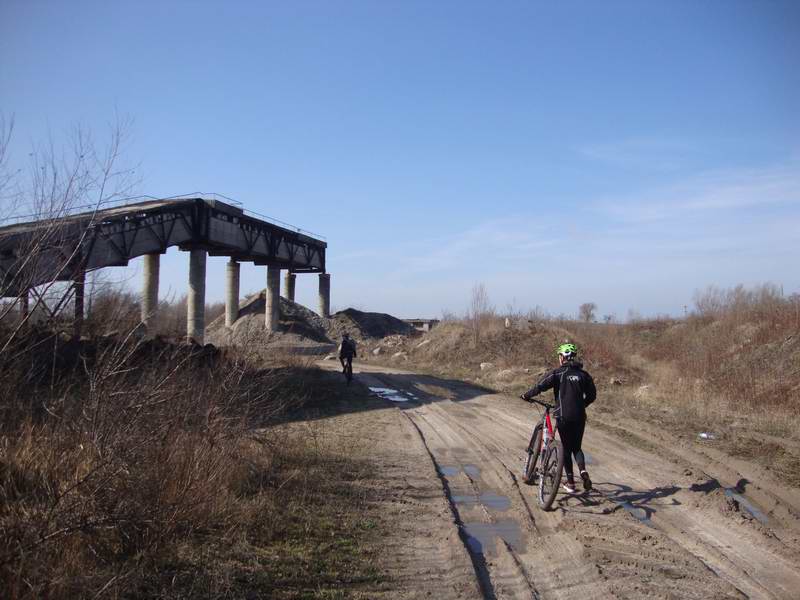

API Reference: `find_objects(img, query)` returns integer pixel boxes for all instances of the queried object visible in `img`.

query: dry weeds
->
[0,322,383,599]
[367,284,800,485]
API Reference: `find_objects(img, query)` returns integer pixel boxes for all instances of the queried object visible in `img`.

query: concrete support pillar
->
[265,265,280,332]
[73,271,85,340]
[19,291,29,322]
[283,271,296,303]
[141,253,160,329]
[318,273,331,318]
[225,259,240,327]
[187,249,207,344]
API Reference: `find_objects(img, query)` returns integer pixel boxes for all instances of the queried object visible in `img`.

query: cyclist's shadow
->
[557,481,681,519]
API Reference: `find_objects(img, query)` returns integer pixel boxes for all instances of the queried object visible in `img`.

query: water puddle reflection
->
[452,493,511,512]
[615,500,654,527]
[369,387,411,402]
[463,464,480,478]
[463,520,524,555]
[439,464,481,479]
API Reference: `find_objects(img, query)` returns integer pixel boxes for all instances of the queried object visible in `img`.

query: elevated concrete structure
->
[404,318,440,332]
[141,253,160,328]
[18,292,28,320]
[318,273,331,318]
[265,265,280,332]
[73,271,85,339]
[283,271,296,303]
[0,196,329,341]
[225,259,240,328]
[187,249,207,343]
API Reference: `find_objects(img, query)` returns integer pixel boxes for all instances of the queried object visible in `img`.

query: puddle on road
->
[369,387,411,403]
[439,464,481,479]
[615,500,654,527]
[463,520,524,555]
[463,464,481,478]
[452,493,511,512]
[724,488,769,524]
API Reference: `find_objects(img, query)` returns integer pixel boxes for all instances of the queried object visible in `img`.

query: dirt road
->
[324,361,800,599]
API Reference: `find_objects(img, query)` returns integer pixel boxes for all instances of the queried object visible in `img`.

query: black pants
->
[557,419,586,481]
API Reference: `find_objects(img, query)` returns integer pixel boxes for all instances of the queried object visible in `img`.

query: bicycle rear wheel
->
[345,361,353,384]
[538,440,564,511]
[522,424,543,485]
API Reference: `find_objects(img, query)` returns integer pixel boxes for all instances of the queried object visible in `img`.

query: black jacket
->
[523,361,596,422]
[339,338,357,359]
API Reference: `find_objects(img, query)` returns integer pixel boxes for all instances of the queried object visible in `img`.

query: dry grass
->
[367,284,800,484]
[0,323,383,599]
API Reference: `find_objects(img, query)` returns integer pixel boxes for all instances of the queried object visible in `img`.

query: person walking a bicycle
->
[339,333,357,376]
[521,343,596,494]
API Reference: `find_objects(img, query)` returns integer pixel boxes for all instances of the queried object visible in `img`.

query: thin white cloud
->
[391,219,558,275]
[577,138,694,171]
[334,159,800,318]
[595,160,800,224]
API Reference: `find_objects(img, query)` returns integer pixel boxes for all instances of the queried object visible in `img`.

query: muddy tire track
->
[338,362,800,599]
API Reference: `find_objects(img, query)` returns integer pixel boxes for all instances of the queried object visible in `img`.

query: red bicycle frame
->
[545,411,555,437]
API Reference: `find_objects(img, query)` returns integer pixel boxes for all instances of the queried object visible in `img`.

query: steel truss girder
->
[0,198,326,295]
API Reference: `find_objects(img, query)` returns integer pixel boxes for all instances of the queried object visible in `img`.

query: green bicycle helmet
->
[557,343,578,359]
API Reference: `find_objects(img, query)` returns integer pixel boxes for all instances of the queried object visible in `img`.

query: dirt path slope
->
[326,361,800,599]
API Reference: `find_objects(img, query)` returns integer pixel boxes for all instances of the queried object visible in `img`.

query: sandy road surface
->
[323,360,800,599]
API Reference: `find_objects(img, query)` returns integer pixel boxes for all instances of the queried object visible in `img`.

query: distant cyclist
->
[521,343,596,494]
[339,333,357,376]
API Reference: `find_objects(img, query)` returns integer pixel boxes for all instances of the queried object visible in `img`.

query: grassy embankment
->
[0,322,384,599]
[365,284,800,485]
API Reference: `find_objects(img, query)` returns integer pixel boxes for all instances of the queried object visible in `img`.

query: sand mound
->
[206,292,413,347]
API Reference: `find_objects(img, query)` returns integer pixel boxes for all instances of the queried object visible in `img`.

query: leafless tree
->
[0,114,139,349]
[790,293,800,331]
[469,283,494,346]
[0,114,19,203]
[579,302,597,323]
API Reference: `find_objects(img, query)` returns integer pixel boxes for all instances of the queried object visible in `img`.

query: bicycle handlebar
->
[520,395,556,410]
[532,398,556,410]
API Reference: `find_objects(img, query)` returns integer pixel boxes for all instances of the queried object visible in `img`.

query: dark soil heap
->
[327,308,413,342]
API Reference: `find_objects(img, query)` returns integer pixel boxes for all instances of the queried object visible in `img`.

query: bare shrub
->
[579,302,597,323]
[83,287,141,336]
[406,282,800,443]
[0,325,321,598]
[0,116,138,348]
[469,283,495,347]
[206,300,225,325]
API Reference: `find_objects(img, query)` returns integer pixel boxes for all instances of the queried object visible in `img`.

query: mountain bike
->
[521,397,564,510]
[341,357,353,385]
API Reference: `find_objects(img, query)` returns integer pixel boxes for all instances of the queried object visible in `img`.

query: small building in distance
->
[403,318,440,333]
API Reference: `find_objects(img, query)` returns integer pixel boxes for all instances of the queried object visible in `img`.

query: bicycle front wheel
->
[523,424,543,485]
[538,440,564,511]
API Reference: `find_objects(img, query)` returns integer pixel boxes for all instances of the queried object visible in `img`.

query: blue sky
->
[2,1,799,319]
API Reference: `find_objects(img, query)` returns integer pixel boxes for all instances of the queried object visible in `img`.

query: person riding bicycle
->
[339,333,357,375]
[521,343,596,494]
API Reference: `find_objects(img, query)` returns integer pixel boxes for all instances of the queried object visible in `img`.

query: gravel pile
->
[206,292,413,347]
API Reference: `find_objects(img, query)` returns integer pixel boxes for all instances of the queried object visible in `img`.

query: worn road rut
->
[324,361,800,599]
